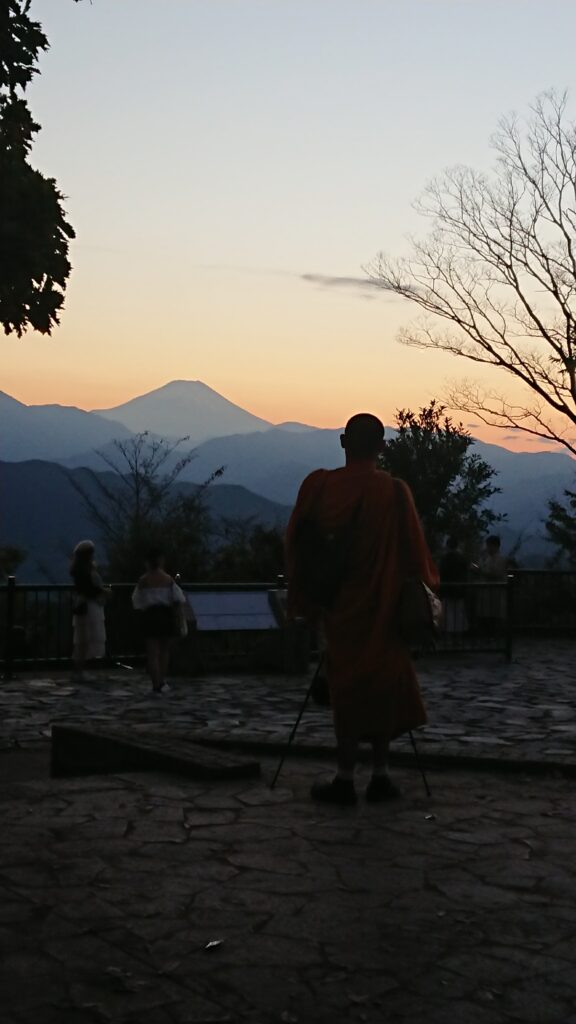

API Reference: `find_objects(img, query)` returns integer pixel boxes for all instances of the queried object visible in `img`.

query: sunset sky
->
[5,1,576,446]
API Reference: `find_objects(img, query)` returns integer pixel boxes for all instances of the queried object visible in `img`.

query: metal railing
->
[0,576,518,677]
[0,579,294,678]
[436,579,514,660]
[508,569,576,634]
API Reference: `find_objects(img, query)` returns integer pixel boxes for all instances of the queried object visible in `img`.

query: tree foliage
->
[369,91,576,456]
[0,544,27,578]
[0,1,74,336]
[545,489,576,565]
[209,519,285,583]
[68,432,285,582]
[379,401,503,553]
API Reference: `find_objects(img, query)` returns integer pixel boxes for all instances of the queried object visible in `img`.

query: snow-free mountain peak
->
[275,421,318,432]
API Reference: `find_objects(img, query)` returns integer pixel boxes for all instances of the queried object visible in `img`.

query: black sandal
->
[365,775,401,802]
[310,778,358,806]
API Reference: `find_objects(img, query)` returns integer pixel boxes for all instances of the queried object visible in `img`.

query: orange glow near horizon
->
[4,365,570,456]
[2,219,572,461]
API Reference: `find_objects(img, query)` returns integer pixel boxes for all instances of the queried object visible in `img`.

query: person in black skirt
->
[132,548,188,693]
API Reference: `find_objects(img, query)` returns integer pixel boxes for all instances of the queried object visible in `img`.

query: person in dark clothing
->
[439,536,469,634]
[440,536,468,590]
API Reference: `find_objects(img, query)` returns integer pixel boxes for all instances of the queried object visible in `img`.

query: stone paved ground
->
[2,639,576,765]
[2,639,576,1022]
[2,759,576,1024]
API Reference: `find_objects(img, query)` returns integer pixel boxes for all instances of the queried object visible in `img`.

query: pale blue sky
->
[7,0,576,436]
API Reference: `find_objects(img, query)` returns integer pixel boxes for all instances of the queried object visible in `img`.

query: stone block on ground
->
[50,724,260,781]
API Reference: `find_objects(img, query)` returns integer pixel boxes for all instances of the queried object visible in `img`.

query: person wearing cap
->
[70,540,108,682]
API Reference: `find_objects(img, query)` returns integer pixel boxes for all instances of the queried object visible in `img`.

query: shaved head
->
[341,413,385,459]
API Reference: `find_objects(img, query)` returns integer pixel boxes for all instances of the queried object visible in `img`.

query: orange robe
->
[286,464,438,742]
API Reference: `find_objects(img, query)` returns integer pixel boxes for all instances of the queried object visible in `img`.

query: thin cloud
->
[185,266,394,298]
[525,436,563,446]
[301,273,391,295]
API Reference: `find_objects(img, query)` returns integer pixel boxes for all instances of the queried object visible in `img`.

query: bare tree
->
[70,433,196,552]
[68,433,224,579]
[368,91,576,455]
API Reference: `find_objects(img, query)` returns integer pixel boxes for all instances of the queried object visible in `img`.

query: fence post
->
[3,575,16,680]
[505,573,514,662]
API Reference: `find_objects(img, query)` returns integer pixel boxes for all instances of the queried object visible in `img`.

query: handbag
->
[394,480,442,648]
[397,577,443,648]
[173,603,189,638]
[171,580,197,639]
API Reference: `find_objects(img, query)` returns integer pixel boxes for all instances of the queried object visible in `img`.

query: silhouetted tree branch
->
[368,91,576,456]
[68,433,225,579]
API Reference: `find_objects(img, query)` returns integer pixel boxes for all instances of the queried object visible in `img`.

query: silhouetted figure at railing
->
[439,535,469,638]
[476,535,508,635]
[131,548,190,693]
[70,540,109,682]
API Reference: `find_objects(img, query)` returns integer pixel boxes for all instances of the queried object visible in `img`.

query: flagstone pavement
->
[2,756,576,1024]
[2,638,576,1023]
[1,638,576,765]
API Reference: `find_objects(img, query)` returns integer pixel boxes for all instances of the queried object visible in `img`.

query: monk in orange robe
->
[286,413,438,805]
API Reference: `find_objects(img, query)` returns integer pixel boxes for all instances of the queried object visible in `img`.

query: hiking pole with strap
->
[408,729,431,797]
[270,655,324,790]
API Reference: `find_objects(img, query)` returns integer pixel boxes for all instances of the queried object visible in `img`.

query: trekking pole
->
[408,729,432,798]
[270,656,324,790]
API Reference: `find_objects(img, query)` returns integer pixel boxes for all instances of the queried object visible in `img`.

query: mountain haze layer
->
[0,460,290,582]
[178,427,345,504]
[0,391,132,461]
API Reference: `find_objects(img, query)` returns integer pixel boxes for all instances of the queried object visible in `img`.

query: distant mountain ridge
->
[0,390,132,461]
[3,379,576,566]
[0,459,291,583]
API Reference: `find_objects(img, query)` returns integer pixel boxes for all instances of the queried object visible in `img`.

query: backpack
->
[292,500,363,609]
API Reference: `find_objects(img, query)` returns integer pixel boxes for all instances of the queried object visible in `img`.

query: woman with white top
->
[132,548,188,693]
[70,539,109,682]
